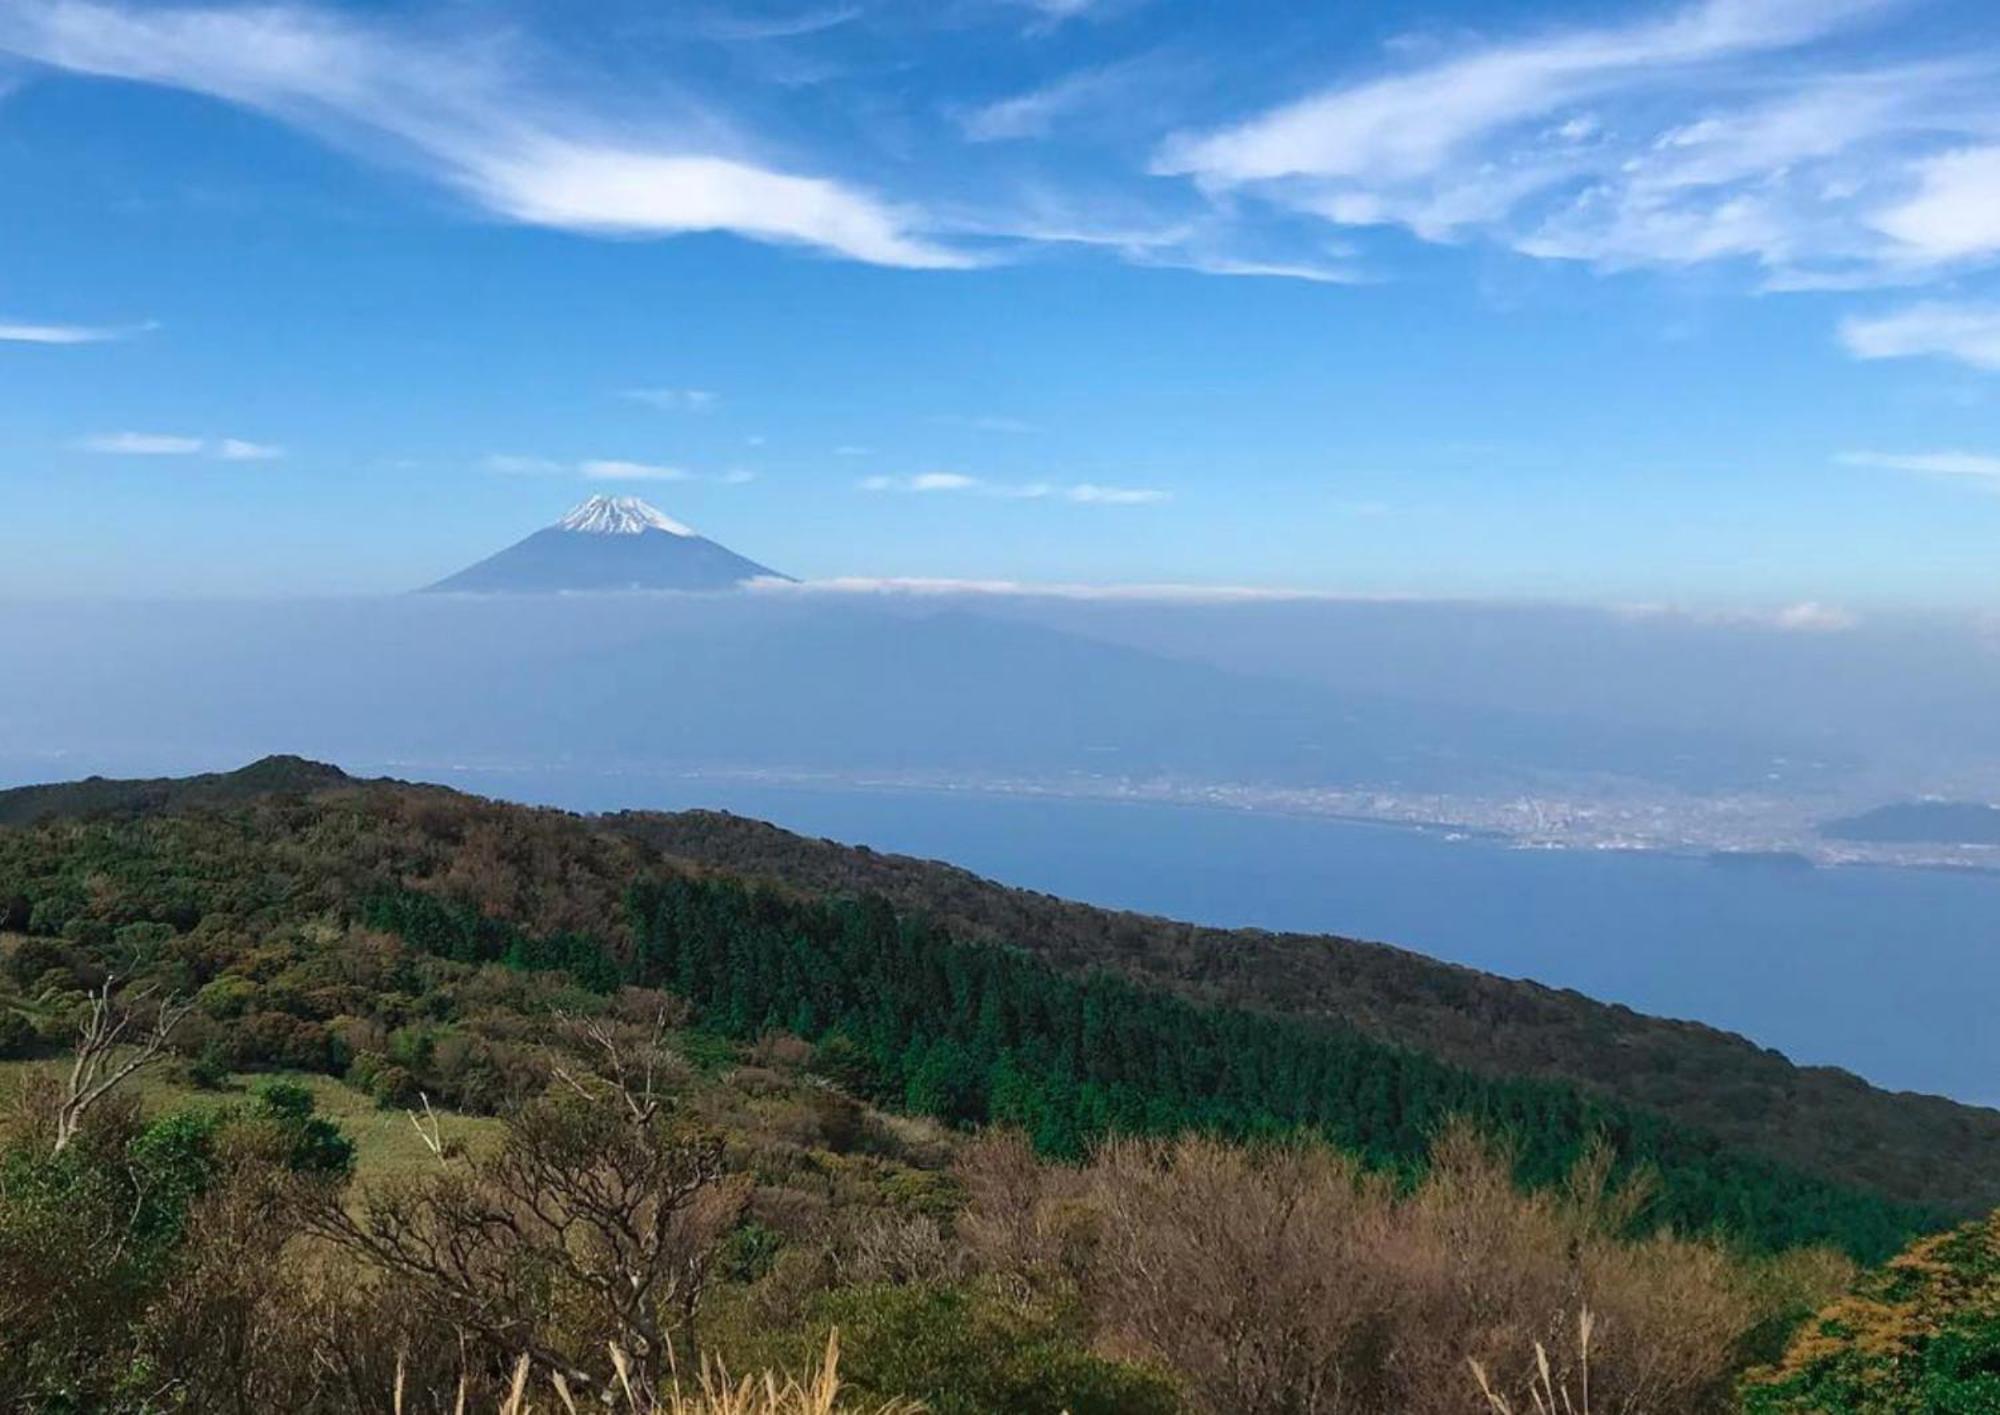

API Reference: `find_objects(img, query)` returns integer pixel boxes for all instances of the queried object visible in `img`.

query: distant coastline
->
[349,756,2000,879]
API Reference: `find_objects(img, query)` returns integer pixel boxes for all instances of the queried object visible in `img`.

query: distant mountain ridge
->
[1823,801,2000,845]
[4,755,1998,1217]
[423,495,790,593]
[0,755,355,827]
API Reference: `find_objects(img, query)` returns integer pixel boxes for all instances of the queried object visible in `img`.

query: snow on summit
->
[557,495,696,537]
[421,496,788,592]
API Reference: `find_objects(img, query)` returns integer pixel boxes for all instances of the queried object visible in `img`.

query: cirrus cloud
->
[1151,0,2000,289]
[621,388,719,412]
[1840,302,2000,372]
[78,431,206,455]
[860,471,1168,504]
[1,316,154,344]
[1839,449,2000,483]
[217,437,284,461]
[78,431,282,459]
[579,458,690,482]
[0,0,969,269]
[751,576,1364,603]
[490,453,750,485]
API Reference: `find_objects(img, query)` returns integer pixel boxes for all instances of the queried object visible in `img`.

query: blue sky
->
[3,0,1999,607]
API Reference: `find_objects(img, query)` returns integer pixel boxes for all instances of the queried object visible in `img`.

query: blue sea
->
[404,768,2000,1109]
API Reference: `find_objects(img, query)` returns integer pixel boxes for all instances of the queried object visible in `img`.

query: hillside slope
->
[0,755,355,827]
[610,807,2000,1216]
[2,757,1995,1217]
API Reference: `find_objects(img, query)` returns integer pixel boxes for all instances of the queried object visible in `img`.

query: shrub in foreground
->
[960,1123,1851,1415]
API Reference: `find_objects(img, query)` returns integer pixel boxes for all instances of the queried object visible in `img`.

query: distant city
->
[367,757,2000,872]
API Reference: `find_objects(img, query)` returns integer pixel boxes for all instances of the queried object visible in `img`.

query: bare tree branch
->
[546,1007,680,1128]
[53,975,194,1153]
[309,1090,737,1396]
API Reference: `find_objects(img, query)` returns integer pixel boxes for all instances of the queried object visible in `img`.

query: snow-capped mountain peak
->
[557,495,695,537]
[422,496,789,592]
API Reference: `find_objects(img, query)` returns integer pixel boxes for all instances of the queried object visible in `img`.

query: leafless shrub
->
[749,1033,817,1071]
[313,1091,744,1398]
[839,1213,965,1288]
[547,1007,688,1126]
[962,1121,1826,1415]
[1075,1135,1395,1412]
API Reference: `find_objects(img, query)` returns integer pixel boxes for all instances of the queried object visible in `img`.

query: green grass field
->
[0,1054,505,1179]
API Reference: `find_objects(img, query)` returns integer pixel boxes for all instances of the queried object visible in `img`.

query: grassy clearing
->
[0,1054,505,1179]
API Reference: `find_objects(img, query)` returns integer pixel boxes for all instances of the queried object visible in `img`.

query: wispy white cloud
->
[621,387,720,412]
[580,458,690,482]
[1,316,153,344]
[941,183,1372,286]
[752,575,1379,602]
[692,6,862,43]
[959,57,1161,143]
[78,431,282,459]
[1066,482,1169,504]
[1613,599,1861,632]
[1124,248,1364,285]
[862,472,978,492]
[911,471,981,491]
[861,471,1168,503]
[777,588,1834,623]
[217,437,284,461]
[0,0,968,269]
[475,145,966,268]
[485,453,566,476]
[491,452,745,484]
[1159,0,1890,188]
[1003,0,1134,28]
[1840,303,2000,371]
[79,431,205,455]
[1770,602,1858,632]
[1870,146,2000,263]
[1839,449,2000,482]
[931,413,1038,434]
[1152,0,2000,288]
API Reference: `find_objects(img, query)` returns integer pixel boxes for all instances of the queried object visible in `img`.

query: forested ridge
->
[354,875,1929,1261]
[613,806,2000,1217]
[0,761,1950,1261]
[7,759,1998,1217]
[0,754,354,827]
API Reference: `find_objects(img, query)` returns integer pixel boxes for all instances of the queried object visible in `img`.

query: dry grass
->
[393,1332,924,1415]
[1472,1309,1595,1415]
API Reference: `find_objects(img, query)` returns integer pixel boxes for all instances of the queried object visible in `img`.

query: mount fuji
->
[423,496,791,593]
